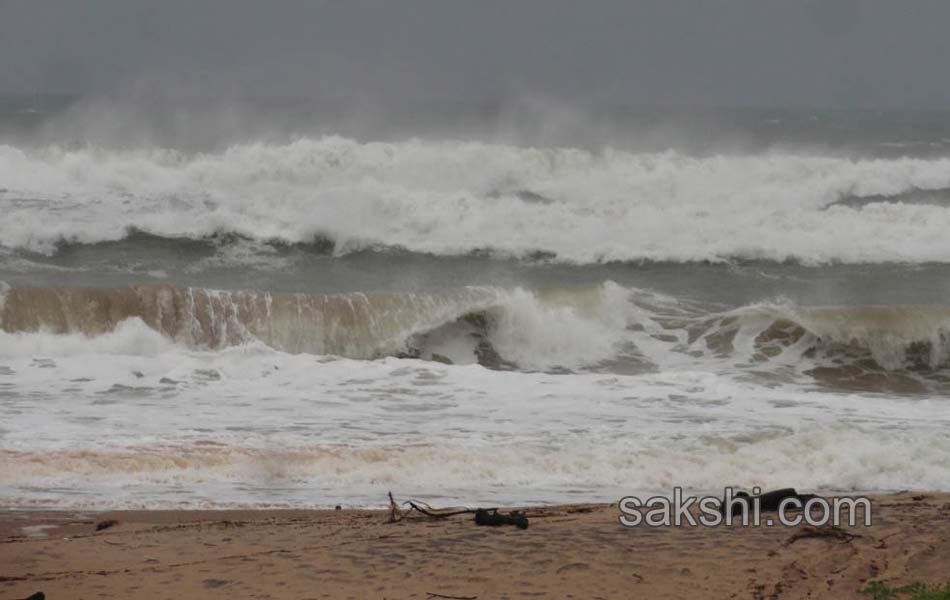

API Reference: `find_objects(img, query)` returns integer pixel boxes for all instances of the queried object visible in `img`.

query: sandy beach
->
[2,492,948,599]
[6,4,950,600]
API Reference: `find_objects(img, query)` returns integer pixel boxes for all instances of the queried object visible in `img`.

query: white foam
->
[3,138,950,263]
[0,318,175,358]
[484,282,635,369]
[1,327,949,508]
[4,284,950,507]
[9,426,947,496]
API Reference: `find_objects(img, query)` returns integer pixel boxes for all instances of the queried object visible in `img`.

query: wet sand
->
[2,493,949,599]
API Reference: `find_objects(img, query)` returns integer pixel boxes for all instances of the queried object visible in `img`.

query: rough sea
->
[2,98,950,508]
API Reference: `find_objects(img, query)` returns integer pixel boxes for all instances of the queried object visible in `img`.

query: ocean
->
[2,98,950,508]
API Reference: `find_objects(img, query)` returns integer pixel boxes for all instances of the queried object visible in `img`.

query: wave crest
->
[3,137,950,263]
[0,282,639,372]
[5,281,950,392]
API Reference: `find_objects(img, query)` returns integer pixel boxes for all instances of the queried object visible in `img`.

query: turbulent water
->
[2,102,950,508]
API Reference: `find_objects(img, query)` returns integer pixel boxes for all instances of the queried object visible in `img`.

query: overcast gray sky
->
[2,0,949,109]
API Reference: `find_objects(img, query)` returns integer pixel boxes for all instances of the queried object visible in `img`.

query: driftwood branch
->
[387,492,528,528]
[388,492,477,522]
[388,491,405,523]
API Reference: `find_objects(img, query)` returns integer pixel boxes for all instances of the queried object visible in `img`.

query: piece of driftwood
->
[388,492,476,522]
[720,488,819,516]
[474,508,529,529]
[387,492,529,528]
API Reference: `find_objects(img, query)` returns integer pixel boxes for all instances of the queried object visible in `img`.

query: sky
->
[1,0,949,110]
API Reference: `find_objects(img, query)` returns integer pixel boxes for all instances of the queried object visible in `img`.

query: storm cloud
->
[1,0,949,109]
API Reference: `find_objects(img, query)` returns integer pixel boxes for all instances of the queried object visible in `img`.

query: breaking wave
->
[3,137,950,263]
[0,282,636,372]
[4,281,950,391]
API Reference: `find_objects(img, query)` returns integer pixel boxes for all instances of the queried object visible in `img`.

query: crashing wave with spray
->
[3,281,950,391]
[3,137,950,263]
[0,282,640,372]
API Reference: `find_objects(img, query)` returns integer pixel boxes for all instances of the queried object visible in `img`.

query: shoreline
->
[3,492,949,599]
